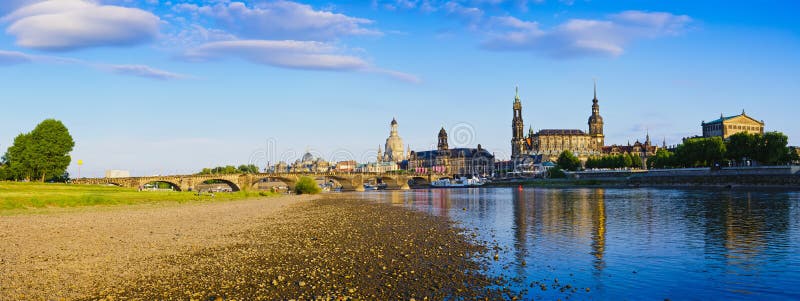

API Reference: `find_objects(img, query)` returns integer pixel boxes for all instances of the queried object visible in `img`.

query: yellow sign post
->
[77,160,83,179]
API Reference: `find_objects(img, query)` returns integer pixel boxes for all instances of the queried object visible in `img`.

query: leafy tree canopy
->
[2,119,74,181]
[556,150,581,171]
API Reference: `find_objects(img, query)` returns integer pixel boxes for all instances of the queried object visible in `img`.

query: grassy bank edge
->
[0,181,284,216]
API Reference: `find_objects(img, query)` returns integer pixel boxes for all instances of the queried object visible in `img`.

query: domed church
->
[382,118,406,162]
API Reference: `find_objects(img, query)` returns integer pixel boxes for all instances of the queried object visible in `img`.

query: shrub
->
[294,176,321,195]
[548,167,566,179]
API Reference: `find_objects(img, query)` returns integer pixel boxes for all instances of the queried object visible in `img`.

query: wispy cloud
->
[105,64,187,80]
[182,39,420,83]
[3,0,160,51]
[0,49,186,80]
[482,11,692,58]
[0,50,32,65]
[184,40,369,71]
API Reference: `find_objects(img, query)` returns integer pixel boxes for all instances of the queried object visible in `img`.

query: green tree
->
[4,133,34,180]
[237,164,260,174]
[3,120,74,182]
[557,150,581,171]
[675,137,726,167]
[623,154,633,168]
[649,149,675,169]
[630,154,642,168]
[294,176,321,194]
[725,132,758,164]
[756,131,790,165]
[30,119,74,181]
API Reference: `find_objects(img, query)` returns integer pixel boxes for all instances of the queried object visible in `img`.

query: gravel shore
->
[1,195,502,300]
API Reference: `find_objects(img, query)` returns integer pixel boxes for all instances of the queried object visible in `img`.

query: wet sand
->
[0,195,502,300]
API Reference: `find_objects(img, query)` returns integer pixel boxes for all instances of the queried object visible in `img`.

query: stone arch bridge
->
[72,172,447,192]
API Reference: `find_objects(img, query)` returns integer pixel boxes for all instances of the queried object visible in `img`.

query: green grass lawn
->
[0,182,280,214]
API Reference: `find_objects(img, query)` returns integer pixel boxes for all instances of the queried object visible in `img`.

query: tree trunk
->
[40,170,46,182]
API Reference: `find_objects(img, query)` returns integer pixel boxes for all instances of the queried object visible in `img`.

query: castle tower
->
[438,127,449,151]
[588,80,605,149]
[511,86,526,158]
[377,145,383,163]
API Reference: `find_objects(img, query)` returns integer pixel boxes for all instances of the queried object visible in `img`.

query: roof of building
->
[537,129,587,135]
[703,112,764,125]
[412,148,494,160]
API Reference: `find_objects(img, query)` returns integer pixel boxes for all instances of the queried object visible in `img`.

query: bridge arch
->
[250,175,298,191]
[141,180,182,191]
[196,178,241,192]
[409,176,430,186]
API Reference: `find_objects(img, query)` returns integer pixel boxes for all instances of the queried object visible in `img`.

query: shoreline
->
[0,194,504,300]
[486,176,800,191]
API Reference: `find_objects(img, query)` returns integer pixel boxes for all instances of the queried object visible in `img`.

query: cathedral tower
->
[511,86,526,158]
[588,81,605,149]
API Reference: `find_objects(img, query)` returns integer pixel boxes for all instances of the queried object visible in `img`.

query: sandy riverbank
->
[1,195,502,300]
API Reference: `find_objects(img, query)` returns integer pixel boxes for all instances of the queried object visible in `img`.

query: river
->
[350,187,800,300]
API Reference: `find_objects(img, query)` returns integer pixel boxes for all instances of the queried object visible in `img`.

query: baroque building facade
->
[408,127,495,176]
[511,84,605,162]
[702,111,765,139]
[601,133,660,158]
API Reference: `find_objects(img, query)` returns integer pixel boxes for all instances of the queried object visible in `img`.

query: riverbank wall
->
[489,166,800,189]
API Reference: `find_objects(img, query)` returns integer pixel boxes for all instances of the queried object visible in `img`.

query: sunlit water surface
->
[345,188,800,300]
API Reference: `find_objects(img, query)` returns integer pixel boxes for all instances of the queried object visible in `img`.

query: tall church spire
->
[511,86,525,158]
[588,80,605,148]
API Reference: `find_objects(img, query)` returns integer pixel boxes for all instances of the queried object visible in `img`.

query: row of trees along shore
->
[0,119,74,182]
[198,164,260,175]
[553,131,798,173]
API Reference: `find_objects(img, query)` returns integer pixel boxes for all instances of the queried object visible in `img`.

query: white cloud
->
[3,0,160,51]
[106,64,186,80]
[482,11,692,58]
[183,40,420,83]
[173,1,380,41]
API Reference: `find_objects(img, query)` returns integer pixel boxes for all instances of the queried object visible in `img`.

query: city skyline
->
[1,0,798,177]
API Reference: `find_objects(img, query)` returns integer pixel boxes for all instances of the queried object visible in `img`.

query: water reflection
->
[350,188,800,300]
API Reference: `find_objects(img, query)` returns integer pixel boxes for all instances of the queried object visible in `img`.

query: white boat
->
[363,183,379,190]
[431,176,485,188]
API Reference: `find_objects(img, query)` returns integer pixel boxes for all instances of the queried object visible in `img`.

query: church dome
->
[302,152,314,162]
[589,115,603,124]
[391,118,398,126]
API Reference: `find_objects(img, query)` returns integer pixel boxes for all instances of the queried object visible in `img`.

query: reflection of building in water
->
[526,188,607,274]
[512,188,530,276]
[694,191,791,272]
[591,189,606,273]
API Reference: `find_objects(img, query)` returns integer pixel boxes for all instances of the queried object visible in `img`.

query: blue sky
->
[0,0,798,177]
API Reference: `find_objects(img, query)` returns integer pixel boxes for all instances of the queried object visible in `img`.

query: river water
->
[352,187,800,300]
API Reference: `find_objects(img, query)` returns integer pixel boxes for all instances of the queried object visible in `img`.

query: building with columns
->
[511,83,605,162]
[408,127,495,176]
[701,111,765,139]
